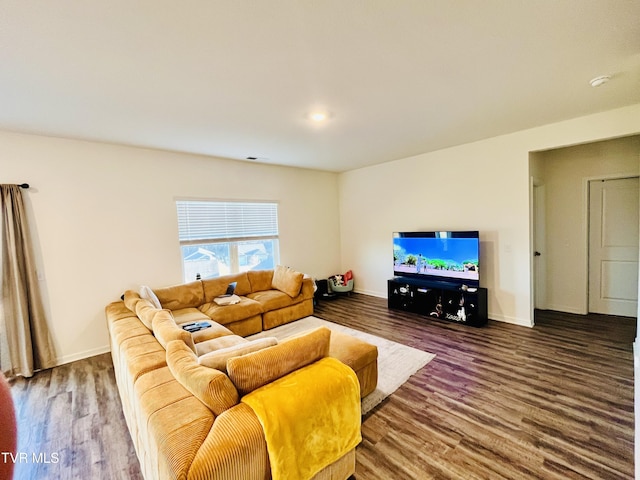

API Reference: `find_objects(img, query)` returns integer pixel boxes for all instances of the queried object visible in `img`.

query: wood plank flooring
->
[8,353,142,480]
[6,294,635,479]
[316,295,636,480]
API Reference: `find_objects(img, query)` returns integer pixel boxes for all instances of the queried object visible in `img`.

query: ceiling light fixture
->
[311,112,327,122]
[309,111,329,122]
[307,107,334,123]
[589,75,611,87]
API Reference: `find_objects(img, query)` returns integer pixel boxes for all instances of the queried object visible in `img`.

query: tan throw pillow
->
[166,340,239,416]
[152,310,196,354]
[247,270,274,292]
[226,327,331,396]
[198,337,278,372]
[271,265,304,298]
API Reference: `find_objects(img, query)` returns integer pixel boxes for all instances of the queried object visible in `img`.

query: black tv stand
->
[387,277,488,327]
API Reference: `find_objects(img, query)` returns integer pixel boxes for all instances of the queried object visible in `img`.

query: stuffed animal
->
[330,271,354,287]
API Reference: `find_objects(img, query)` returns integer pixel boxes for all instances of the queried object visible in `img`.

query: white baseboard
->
[353,288,386,298]
[55,345,111,366]
[544,303,586,315]
[488,312,533,328]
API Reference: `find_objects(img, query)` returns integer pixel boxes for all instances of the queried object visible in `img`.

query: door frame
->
[582,172,640,315]
[532,180,547,311]
[529,175,546,326]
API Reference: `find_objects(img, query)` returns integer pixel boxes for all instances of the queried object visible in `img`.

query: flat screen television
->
[393,231,480,287]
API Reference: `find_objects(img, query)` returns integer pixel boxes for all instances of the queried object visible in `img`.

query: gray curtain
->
[0,184,56,378]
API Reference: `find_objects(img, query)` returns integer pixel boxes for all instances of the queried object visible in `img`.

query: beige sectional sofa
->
[106,266,371,480]
[150,267,315,336]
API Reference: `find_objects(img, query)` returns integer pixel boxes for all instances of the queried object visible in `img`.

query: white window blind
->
[176,201,279,243]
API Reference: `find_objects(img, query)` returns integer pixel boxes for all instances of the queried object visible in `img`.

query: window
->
[176,200,280,282]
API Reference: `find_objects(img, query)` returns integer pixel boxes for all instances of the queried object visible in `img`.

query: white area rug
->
[247,316,436,414]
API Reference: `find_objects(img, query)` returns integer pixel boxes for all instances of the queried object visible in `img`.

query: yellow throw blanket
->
[242,357,361,480]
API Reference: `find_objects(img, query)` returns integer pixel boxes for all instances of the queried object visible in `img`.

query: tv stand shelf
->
[387,277,487,327]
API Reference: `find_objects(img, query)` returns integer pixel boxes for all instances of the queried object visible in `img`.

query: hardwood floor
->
[316,295,636,480]
[7,294,635,479]
[9,353,142,480]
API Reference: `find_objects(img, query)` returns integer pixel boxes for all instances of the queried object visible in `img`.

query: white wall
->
[538,136,640,314]
[2,104,639,362]
[338,103,640,326]
[0,131,341,365]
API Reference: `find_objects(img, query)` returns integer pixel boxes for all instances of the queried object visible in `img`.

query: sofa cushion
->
[247,270,274,292]
[171,307,212,325]
[108,313,152,347]
[106,300,142,322]
[154,280,204,310]
[262,299,314,330]
[195,335,248,356]
[123,290,158,330]
[226,327,330,396]
[121,337,168,384]
[198,297,263,326]
[191,323,236,344]
[223,315,263,337]
[213,294,241,306]
[245,289,298,311]
[136,373,215,480]
[202,273,251,301]
[151,310,196,354]
[271,265,304,298]
[328,330,378,372]
[166,340,239,416]
[198,337,278,372]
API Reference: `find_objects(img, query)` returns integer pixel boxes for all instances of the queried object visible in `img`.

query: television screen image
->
[393,231,479,285]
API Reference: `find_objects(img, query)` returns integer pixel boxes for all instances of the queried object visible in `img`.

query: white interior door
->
[588,177,639,317]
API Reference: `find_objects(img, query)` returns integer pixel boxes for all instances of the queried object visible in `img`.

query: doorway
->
[588,176,639,317]
[529,135,640,321]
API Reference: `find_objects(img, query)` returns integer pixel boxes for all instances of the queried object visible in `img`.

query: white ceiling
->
[1,1,639,172]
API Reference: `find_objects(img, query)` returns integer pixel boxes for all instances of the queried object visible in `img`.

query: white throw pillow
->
[139,285,162,309]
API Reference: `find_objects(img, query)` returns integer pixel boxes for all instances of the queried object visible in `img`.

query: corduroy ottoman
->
[328,330,378,398]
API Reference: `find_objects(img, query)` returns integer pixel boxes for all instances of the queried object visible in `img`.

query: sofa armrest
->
[301,277,315,299]
[189,403,269,480]
[166,340,239,416]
